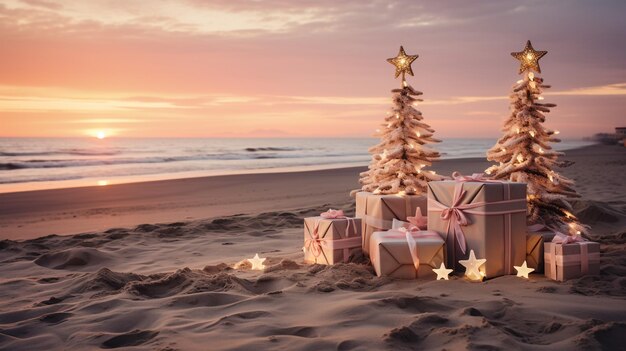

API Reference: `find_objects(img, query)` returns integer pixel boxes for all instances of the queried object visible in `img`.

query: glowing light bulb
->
[529,130,535,137]
[538,96,544,100]
[516,128,521,134]
[528,72,535,81]
[387,123,392,128]
[410,144,414,149]
[548,174,554,182]
[485,169,491,175]
[554,130,560,135]
[516,154,524,163]
[500,147,506,152]
[516,79,524,84]
[395,113,400,119]
[526,53,534,61]
[400,58,406,64]
[403,80,408,87]
[538,147,544,154]
[416,131,421,137]
[429,171,436,175]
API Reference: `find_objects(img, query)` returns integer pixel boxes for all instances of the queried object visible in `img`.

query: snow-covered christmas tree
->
[485,40,587,235]
[357,46,443,195]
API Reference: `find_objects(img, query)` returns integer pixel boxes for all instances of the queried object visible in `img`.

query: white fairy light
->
[538,96,544,100]
[416,131,421,137]
[500,147,506,152]
[395,113,399,119]
[516,154,524,163]
[529,130,535,137]
[528,72,535,81]
[516,127,521,134]
[516,79,524,84]
[554,130,560,135]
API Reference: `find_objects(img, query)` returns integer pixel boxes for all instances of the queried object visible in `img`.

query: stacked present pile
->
[301,42,599,283]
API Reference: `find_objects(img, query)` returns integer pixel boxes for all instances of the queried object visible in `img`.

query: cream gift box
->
[303,213,362,265]
[369,229,445,279]
[526,231,557,273]
[355,191,427,254]
[427,175,527,278]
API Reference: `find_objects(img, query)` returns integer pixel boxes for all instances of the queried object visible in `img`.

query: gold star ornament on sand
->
[511,40,547,74]
[514,260,535,279]
[387,46,418,81]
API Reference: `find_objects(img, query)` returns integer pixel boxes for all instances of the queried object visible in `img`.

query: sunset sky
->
[0,0,624,138]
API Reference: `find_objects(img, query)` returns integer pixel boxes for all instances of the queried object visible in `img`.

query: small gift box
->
[303,209,362,265]
[526,230,556,273]
[427,172,527,278]
[369,226,445,279]
[544,234,600,281]
[355,191,427,254]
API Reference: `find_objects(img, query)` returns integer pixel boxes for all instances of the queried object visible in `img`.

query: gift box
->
[369,229,445,279]
[544,240,600,281]
[427,175,527,278]
[526,231,556,273]
[303,215,362,265]
[355,191,427,254]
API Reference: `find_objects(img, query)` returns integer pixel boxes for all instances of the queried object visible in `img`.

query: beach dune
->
[0,144,624,350]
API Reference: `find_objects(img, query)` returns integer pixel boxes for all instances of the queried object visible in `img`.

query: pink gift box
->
[303,217,362,265]
[544,241,600,281]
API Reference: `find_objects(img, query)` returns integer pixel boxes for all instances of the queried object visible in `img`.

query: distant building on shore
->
[589,127,626,146]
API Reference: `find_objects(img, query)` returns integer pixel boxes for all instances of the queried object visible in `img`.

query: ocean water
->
[0,138,594,193]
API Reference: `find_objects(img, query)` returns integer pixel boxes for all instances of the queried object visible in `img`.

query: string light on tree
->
[485,40,588,236]
[354,46,443,196]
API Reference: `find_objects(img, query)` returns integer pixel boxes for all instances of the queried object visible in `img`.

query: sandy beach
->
[0,143,625,350]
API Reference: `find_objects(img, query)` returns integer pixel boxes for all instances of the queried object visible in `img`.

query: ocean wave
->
[244,147,298,152]
[0,152,354,170]
[0,149,122,157]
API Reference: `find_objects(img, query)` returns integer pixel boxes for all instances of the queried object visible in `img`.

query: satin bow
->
[320,209,346,219]
[439,184,472,254]
[552,232,587,245]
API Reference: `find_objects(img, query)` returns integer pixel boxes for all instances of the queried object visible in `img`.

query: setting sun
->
[96,131,106,139]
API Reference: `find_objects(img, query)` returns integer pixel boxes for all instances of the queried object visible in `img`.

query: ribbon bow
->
[452,171,489,182]
[406,208,428,230]
[438,184,474,254]
[552,232,587,245]
[320,209,346,219]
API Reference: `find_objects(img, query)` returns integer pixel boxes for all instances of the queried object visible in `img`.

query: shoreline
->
[0,142,598,195]
[0,143,620,241]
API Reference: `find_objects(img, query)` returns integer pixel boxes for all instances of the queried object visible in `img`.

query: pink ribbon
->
[306,209,359,263]
[428,174,526,275]
[382,227,441,271]
[552,232,586,244]
[451,171,504,183]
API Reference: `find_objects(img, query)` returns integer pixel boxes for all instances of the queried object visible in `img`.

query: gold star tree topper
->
[387,46,419,83]
[511,40,547,74]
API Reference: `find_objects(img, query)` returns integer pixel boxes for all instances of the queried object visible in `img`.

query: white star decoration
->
[432,262,453,280]
[248,253,266,270]
[514,260,534,279]
[459,250,486,281]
